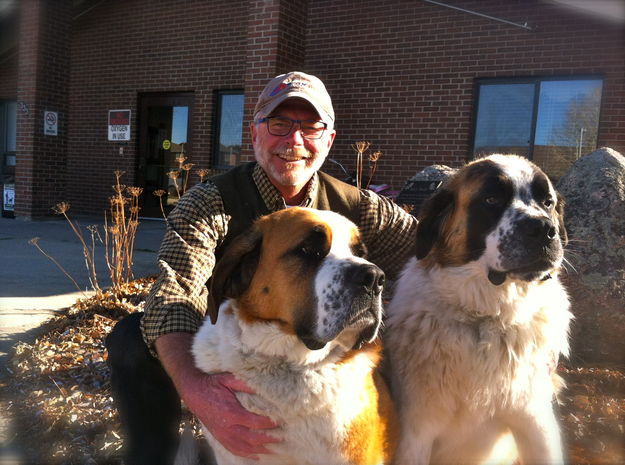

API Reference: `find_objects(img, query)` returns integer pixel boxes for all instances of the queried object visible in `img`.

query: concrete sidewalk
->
[0,214,166,464]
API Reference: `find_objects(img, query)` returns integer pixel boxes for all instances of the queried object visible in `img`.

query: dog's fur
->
[188,207,397,465]
[385,154,573,465]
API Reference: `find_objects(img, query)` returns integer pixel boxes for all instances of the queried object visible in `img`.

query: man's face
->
[251,99,336,191]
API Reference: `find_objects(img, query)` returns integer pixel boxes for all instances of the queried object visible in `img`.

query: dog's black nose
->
[518,217,556,243]
[351,264,385,293]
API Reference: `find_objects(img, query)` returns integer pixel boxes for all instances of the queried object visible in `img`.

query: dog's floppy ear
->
[555,192,568,246]
[207,225,263,324]
[415,186,454,260]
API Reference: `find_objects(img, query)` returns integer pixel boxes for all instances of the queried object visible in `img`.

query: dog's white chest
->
[192,310,374,465]
[386,258,572,465]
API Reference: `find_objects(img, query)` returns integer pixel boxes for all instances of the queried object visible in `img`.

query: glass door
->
[138,92,194,218]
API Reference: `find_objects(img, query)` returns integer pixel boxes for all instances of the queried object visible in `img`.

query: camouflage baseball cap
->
[254,71,334,123]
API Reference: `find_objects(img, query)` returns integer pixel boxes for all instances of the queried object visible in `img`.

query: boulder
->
[408,164,457,182]
[556,147,625,366]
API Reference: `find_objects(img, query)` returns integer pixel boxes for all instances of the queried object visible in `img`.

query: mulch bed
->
[2,279,624,464]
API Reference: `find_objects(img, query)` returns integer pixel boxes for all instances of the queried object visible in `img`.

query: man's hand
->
[155,332,280,460]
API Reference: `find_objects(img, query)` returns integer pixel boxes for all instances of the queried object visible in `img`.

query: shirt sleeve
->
[358,189,418,281]
[141,182,229,356]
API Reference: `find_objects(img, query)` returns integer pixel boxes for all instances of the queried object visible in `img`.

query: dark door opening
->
[138,92,194,218]
[1,100,16,218]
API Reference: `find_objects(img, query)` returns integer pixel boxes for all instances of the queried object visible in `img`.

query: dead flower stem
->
[29,238,85,296]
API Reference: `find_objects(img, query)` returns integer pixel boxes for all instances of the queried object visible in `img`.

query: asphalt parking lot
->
[0,214,166,464]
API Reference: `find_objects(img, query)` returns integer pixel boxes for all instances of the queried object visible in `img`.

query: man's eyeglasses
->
[257,116,328,140]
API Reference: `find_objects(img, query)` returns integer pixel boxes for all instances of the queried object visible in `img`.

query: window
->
[473,77,603,179]
[1,100,16,169]
[213,91,244,169]
[1,100,16,165]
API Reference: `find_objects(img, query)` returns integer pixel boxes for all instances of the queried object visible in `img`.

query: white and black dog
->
[386,154,573,465]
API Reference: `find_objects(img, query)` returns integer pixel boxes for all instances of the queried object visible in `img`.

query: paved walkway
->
[0,214,166,464]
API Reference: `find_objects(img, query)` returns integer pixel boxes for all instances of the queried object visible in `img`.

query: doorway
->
[1,100,16,218]
[138,92,194,218]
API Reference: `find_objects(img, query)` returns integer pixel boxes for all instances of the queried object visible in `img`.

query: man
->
[106,71,417,465]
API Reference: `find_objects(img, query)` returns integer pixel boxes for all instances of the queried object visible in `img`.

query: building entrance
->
[137,92,194,218]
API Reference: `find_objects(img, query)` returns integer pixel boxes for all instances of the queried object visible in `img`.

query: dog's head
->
[416,154,567,285]
[208,207,385,351]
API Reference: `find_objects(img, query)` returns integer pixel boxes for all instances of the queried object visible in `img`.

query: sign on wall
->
[108,110,131,141]
[44,111,58,136]
[3,184,15,212]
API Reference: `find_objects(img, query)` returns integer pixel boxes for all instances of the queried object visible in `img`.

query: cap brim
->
[254,91,333,123]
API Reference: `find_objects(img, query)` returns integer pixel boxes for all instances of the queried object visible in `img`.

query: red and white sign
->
[108,109,131,141]
[44,111,58,136]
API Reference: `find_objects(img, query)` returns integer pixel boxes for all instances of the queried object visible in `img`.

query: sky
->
[171,106,188,145]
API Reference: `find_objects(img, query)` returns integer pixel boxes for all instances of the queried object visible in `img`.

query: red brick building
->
[1,0,623,218]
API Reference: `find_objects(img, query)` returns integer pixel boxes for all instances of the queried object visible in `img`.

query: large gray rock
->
[556,147,625,366]
[407,164,457,182]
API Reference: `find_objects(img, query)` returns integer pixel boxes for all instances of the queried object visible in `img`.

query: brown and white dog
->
[189,207,396,465]
[385,154,573,465]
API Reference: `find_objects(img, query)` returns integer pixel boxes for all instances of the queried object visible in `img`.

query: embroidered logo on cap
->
[269,79,310,97]
[269,82,289,96]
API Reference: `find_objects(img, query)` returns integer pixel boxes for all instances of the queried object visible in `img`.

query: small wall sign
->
[3,183,15,211]
[108,110,131,141]
[44,111,58,136]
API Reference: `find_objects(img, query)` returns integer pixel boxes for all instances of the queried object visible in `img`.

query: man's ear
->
[325,128,336,151]
[415,186,454,260]
[207,226,263,324]
[250,121,258,145]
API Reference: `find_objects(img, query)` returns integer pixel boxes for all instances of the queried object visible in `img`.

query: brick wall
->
[15,0,71,218]
[68,0,248,213]
[12,0,625,215]
[241,0,308,162]
[305,0,625,189]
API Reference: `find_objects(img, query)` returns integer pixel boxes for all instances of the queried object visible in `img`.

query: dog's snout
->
[352,264,385,292]
[518,217,556,243]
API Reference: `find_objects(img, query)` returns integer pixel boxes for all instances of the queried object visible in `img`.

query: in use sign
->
[108,110,131,141]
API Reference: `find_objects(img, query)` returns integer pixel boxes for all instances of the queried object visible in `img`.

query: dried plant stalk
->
[39,171,143,300]
[153,189,168,221]
[167,170,182,199]
[366,150,382,190]
[104,173,143,296]
[52,202,101,293]
[196,169,210,183]
[182,163,194,193]
[29,237,85,296]
[351,141,372,189]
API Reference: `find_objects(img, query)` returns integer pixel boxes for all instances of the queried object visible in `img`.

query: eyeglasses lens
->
[266,117,326,139]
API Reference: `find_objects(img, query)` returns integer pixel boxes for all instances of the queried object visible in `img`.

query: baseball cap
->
[253,71,335,123]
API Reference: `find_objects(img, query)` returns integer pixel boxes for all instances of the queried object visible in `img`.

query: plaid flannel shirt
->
[141,164,417,355]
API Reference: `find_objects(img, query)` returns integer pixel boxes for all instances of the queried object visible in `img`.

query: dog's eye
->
[300,246,322,260]
[485,196,501,206]
[543,198,554,209]
[350,241,368,258]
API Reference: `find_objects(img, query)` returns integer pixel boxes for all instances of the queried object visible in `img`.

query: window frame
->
[470,74,605,162]
[212,89,245,170]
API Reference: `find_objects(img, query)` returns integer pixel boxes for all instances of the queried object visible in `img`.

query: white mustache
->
[276,147,312,161]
